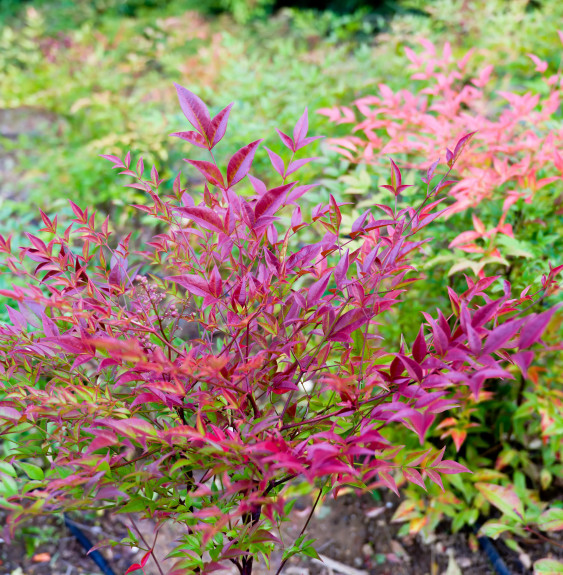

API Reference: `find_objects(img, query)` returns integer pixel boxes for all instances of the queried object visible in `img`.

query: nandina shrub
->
[320,35,563,285]
[0,86,559,574]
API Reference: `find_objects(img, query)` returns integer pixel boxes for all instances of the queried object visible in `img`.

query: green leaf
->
[534,558,563,574]
[119,496,149,513]
[497,235,535,259]
[18,462,44,480]
[0,474,18,497]
[479,521,513,539]
[475,483,524,522]
[0,461,17,477]
[538,508,563,532]
[301,546,321,559]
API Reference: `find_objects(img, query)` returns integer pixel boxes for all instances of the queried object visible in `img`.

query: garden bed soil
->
[1,492,562,575]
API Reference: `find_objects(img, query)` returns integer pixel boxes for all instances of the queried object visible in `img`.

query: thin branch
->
[274,484,325,575]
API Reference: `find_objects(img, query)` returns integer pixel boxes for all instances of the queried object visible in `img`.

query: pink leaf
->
[185,160,225,189]
[285,157,317,177]
[170,131,208,149]
[403,468,426,490]
[433,460,471,474]
[174,83,210,138]
[208,103,233,148]
[99,154,123,167]
[227,140,263,187]
[276,129,294,151]
[452,131,477,165]
[0,406,21,421]
[293,108,309,147]
[254,182,296,220]
[379,470,399,496]
[248,174,267,196]
[512,351,534,379]
[307,271,332,307]
[264,147,285,176]
[334,249,349,289]
[166,274,211,298]
[482,318,526,356]
[286,184,319,204]
[527,53,548,73]
[425,469,444,491]
[176,206,224,234]
[519,305,561,349]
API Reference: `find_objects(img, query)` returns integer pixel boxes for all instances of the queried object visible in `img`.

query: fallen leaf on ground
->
[32,552,51,563]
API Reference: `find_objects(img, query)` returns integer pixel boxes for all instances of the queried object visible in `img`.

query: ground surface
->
[1,492,562,575]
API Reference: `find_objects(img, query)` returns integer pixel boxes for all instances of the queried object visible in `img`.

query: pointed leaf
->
[475,483,524,521]
[227,140,263,187]
[174,83,210,138]
[176,206,224,234]
[254,182,296,220]
[170,131,208,149]
[185,160,224,189]
[208,103,233,148]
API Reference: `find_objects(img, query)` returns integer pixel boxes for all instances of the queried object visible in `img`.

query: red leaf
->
[334,249,349,289]
[166,274,211,298]
[170,131,208,149]
[227,139,263,187]
[125,564,143,574]
[174,83,210,138]
[254,182,296,220]
[472,300,502,328]
[185,160,225,189]
[327,308,371,342]
[452,131,477,164]
[176,206,224,234]
[208,103,233,148]
[140,551,151,568]
[307,271,332,307]
[412,326,428,363]
[397,354,423,383]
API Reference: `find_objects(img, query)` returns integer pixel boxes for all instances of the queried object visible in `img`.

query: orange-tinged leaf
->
[475,483,524,521]
[409,516,428,534]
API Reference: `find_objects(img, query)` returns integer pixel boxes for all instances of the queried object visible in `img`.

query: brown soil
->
[1,493,562,575]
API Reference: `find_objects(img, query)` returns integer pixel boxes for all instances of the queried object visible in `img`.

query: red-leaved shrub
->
[0,85,559,574]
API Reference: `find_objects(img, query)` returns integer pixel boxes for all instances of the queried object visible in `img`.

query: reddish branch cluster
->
[0,84,559,573]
